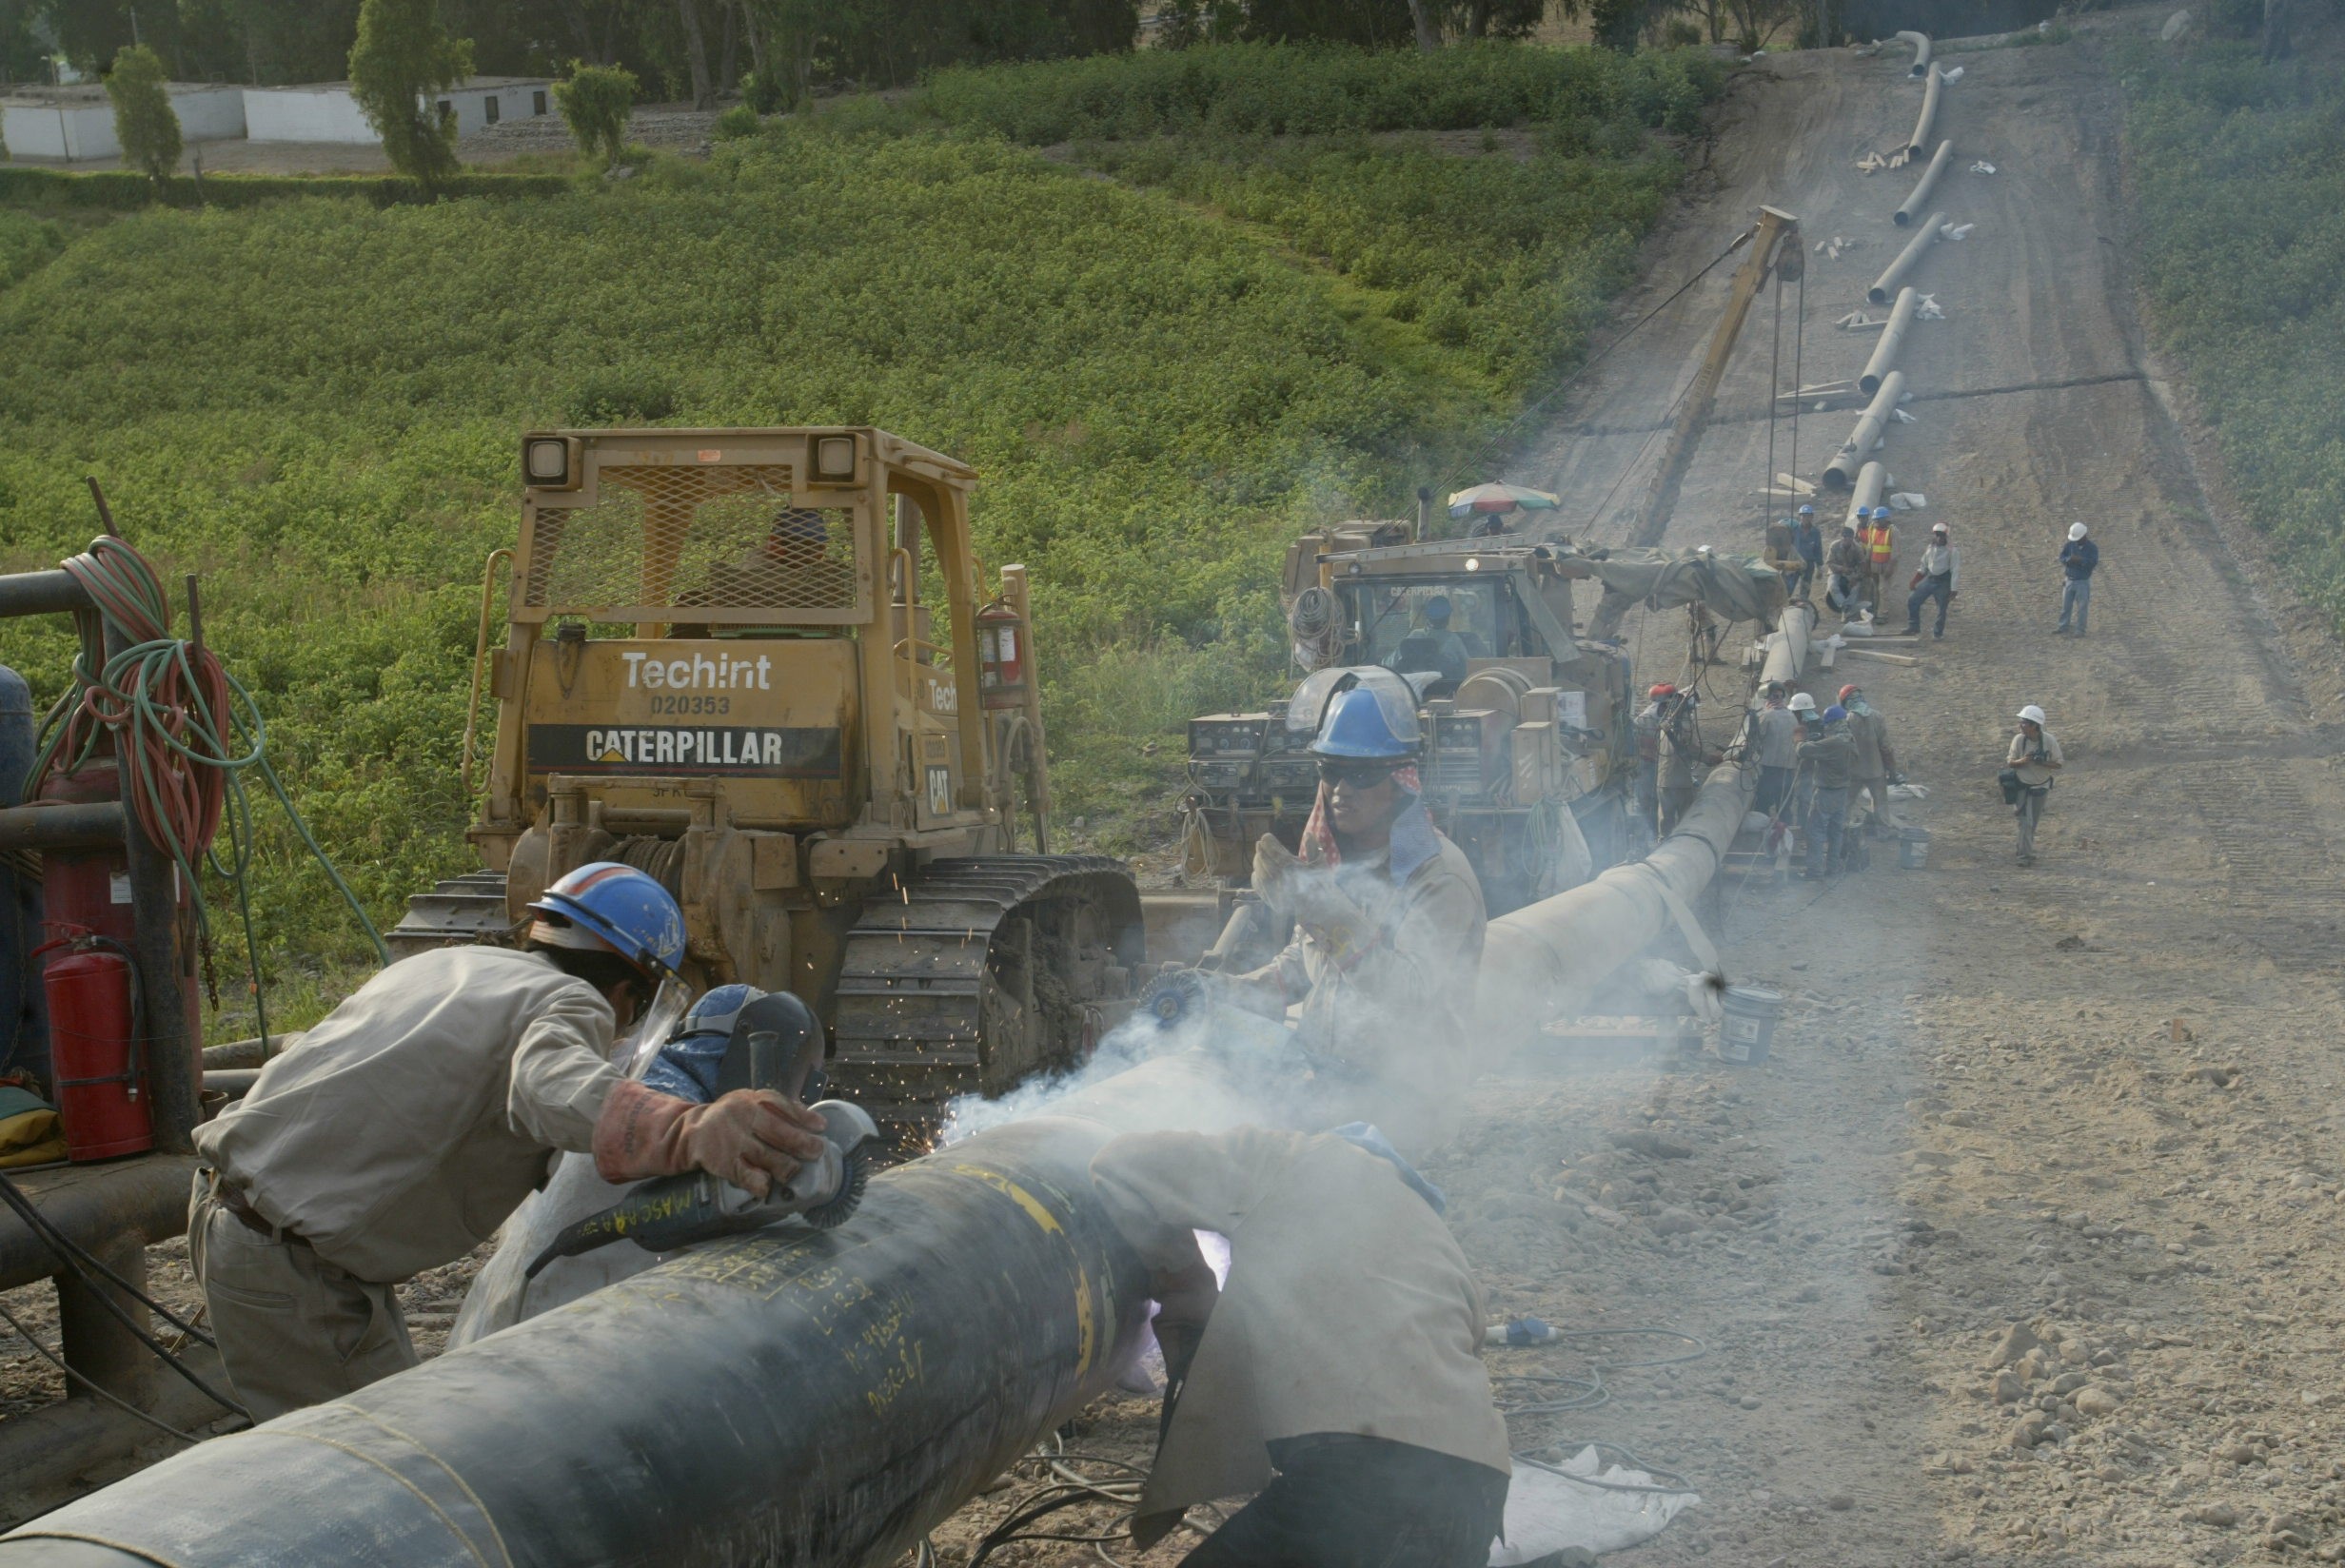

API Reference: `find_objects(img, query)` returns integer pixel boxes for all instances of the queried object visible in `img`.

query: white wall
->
[433,83,553,139]
[242,87,378,145]
[168,86,246,143]
[0,102,117,161]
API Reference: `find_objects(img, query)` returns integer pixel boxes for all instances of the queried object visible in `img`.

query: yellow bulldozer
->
[388,426,1144,1147]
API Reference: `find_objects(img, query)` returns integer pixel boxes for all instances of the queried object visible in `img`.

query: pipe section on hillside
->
[1759,602,1819,694]
[1894,141,1952,226]
[1859,287,1919,396]
[1907,67,1943,155]
[1867,215,1942,305]
[1823,371,1905,489]
[1896,29,1933,75]
[1844,461,1888,526]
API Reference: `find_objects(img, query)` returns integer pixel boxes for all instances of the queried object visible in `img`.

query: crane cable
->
[24,536,389,1049]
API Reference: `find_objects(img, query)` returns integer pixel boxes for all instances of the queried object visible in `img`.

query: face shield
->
[1284,666,1427,747]
[613,973,695,1080]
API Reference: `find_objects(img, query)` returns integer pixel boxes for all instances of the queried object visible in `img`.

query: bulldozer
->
[389,426,1144,1149]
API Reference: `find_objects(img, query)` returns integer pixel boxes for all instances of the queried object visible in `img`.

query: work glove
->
[1252,834,1374,964]
[593,1079,829,1197]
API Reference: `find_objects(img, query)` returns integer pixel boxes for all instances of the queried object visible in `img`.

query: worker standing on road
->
[1656,688,1709,834]
[1752,683,1798,819]
[1232,683,1487,1152]
[1859,506,1898,617]
[1840,683,1901,838]
[1792,505,1823,598]
[1903,521,1960,639]
[1826,524,1866,617]
[2006,704,2064,866]
[187,863,828,1421]
[2055,522,2099,636]
[1091,1125,1511,1568]
[1797,704,1858,878]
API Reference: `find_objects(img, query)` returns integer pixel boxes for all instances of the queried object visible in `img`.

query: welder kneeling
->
[1093,1126,1510,1566]
[187,863,827,1421]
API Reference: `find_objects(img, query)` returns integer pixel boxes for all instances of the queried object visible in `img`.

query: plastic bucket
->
[1898,827,1931,869]
[1718,986,1783,1066]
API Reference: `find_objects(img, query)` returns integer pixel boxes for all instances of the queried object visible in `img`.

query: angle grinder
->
[524,990,877,1279]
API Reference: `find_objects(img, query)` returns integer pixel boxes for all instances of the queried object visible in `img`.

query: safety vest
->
[1862,522,1894,564]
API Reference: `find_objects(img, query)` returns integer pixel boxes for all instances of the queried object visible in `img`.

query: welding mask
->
[615,974,695,1080]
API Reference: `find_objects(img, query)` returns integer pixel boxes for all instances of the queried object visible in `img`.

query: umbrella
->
[1447,481,1562,520]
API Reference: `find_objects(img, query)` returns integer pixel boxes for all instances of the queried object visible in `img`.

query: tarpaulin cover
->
[1556,545,1787,628]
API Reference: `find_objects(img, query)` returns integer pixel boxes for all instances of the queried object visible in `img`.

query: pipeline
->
[1867,217,1941,306]
[1896,29,1932,75]
[1907,66,1943,156]
[1894,141,1952,226]
[1859,288,1919,396]
[0,765,1764,1568]
[1823,371,1905,489]
[1844,460,1888,528]
[1758,602,1818,694]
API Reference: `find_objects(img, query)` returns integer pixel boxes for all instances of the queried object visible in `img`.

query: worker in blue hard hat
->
[1226,680,1488,1152]
[1857,506,1898,619]
[1382,594,1472,695]
[1795,705,1859,879]
[188,862,828,1420]
[1791,505,1823,598]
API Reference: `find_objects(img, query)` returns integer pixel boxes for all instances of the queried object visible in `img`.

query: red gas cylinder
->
[40,939,150,1161]
[976,600,1029,712]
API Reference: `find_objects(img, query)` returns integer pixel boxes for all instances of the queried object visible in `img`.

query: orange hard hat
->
[1838,684,1859,702]
[1648,683,1677,698]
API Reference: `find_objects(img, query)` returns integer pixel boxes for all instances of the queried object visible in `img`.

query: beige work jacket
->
[1090,1127,1511,1535]
[192,947,622,1282]
[1230,833,1486,1151]
[1850,708,1888,777]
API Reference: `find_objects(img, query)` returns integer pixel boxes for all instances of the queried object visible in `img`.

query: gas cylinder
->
[976,599,1029,712]
[40,939,149,1161]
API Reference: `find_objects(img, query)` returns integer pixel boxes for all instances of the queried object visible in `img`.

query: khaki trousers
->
[187,1173,418,1421]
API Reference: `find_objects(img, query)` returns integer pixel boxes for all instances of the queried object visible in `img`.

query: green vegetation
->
[0,167,573,212]
[554,64,640,169]
[2118,41,2345,622]
[104,44,183,186]
[347,0,473,186]
[0,41,1723,1023]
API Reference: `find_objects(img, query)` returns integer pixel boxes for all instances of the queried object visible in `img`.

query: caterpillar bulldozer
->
[388,426,1144,1149]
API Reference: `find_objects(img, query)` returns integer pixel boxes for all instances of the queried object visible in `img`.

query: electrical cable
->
[1493,1326,1709,1499]
[0,1299,225,1447]
[0,1173,213,1347]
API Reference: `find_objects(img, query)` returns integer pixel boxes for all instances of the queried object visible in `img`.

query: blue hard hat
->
[680,983,761,1038]
[528,861,687,978]
[1423,595,1452,626]
[1871,506,1892,519]
[1310,686,1416,760]
[1822,704,1848,724]
[1796,504,1816,517]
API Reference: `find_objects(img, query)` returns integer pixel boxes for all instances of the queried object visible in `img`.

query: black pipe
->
[0,572,90,621]
[0,802,124,853]
[0,1114,1155,1568]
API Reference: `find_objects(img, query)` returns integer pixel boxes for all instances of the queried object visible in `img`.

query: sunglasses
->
[1318,760,1399,788]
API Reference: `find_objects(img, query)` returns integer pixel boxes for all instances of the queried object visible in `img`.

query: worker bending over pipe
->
[1091,1124,1511,1567]
[187,862,827,1419]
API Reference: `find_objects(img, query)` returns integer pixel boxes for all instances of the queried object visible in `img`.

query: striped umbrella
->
[1447,481,1562,520]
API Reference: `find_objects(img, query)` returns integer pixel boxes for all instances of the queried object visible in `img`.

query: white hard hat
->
[2018,703,2047,725]
[2067,521,2087,540]
[1787,692,1817,713]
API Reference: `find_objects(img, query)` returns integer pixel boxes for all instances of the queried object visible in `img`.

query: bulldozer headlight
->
[523,436,578,489]
[812,434,858,483]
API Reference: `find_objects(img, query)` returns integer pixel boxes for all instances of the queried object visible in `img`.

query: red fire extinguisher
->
[37,931,151,1162]
[976,598,1029,712]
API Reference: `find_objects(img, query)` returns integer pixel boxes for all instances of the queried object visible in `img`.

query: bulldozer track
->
[827,854,1143,1152]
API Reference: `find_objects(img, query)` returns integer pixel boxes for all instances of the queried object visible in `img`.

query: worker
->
[1763,514,1801,595]
[1825,523,1867,616]
[1752,683,1798,818]
[1386,595,1472,694]
[1796,703,1857,878]
[1229,684,1487,1151]
[1903,521,1960,639]
[1091,1125,1511,1568]
[187,863,828,1421]
[1858,506,1898,617]
[1656,687,1708,834]
[2006,703,2064,866]
[1633,682,1671,837]
[1839,683,1901,837]
[2056,521,2099,636]
[1791,505,1823,598]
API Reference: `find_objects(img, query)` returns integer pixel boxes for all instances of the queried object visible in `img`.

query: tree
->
[554,60,637,167]
[106,44,183,186]
[347,0,473,187]
[676,0,714,108]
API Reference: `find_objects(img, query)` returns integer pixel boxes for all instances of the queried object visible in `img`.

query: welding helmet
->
[528,862,687,980]
[1310,686,1418,760]
[1822,705,1848,725]
[680,984,762,1041]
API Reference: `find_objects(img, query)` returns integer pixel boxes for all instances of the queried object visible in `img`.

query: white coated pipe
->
[1760,601,1818,692]
[1897,29,1933,76]
[1823,371,1905,489]
[1859,287,1920,395]
[1868,214,1943,304]
[1844,461,1887,526]
[1894,140,1953,225]
[1907,67,1943,156]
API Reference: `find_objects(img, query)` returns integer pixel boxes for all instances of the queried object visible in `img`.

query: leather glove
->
[593,1079,829,1197]
[1251,833,1299,912]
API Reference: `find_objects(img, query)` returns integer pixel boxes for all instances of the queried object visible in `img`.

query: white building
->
[0,83,246,163]
[242,77,554,147]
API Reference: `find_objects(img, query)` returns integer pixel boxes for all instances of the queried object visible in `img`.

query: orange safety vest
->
[1862,521,1894,564]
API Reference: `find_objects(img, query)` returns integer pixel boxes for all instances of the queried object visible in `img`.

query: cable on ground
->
[0,1299,227,1448]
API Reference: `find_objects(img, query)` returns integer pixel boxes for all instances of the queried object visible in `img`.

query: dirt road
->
[932,24,2345,1568]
